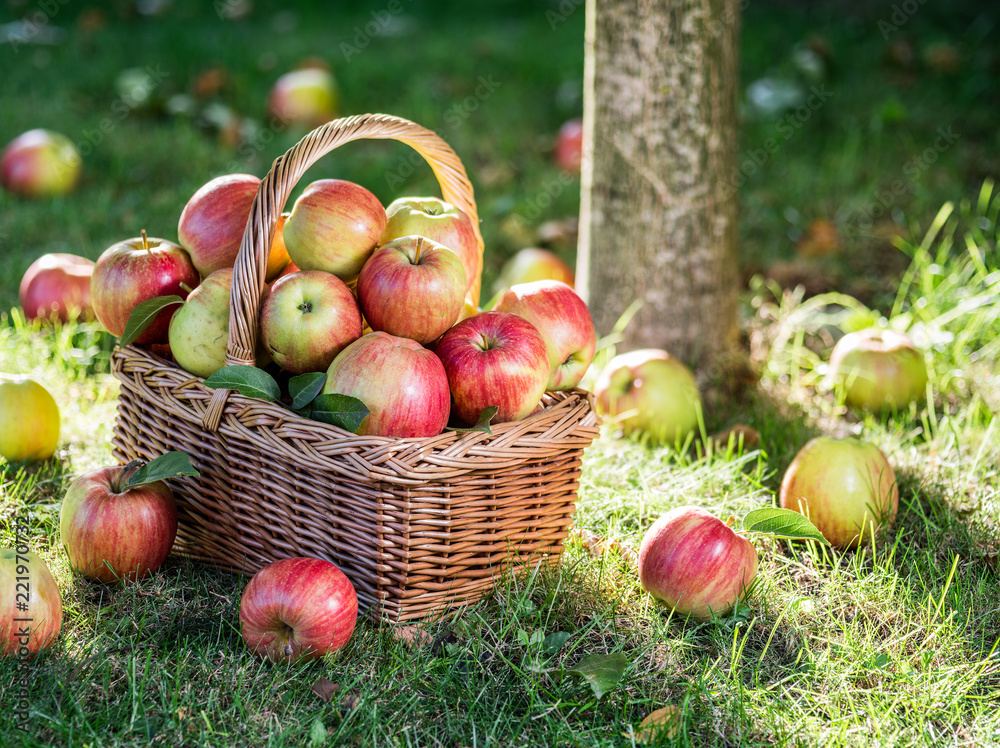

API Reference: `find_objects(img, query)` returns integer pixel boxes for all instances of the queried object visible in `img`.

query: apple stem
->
[116,459,146,492]
[179,282,195,294]
[725,515,736,528]
[414,236,424,264]
[140,229,150,254]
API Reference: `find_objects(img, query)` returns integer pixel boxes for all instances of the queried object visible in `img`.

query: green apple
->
[824,327,928,412]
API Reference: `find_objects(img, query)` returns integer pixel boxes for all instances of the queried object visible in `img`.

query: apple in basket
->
[90,231,200,345]
[19,253,95,323]
[0,549,62,656]
[357,236,467,345]
[435,311,551,425]
[1,128,81,199]
[282,179,387,280]
[0,375,60,463]
[240,557,357,663]
[177,173,261,277]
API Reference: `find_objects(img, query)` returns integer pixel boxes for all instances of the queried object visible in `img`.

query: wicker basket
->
[110,113,599,623]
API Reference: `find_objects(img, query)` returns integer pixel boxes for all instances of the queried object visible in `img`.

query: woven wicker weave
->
[110,113,599,622]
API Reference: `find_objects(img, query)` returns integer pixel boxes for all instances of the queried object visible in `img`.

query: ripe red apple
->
[267,68,339,129]
[19,253,95,323]
[779,437,899,549]
[282,179,387,280]
[90,232,200,345]
[380,197,481,300]
[594,349,702,446]
[1,129,81,198]
[260,270,363,374]
[1,549,62,656]
[357,236,467,345]
[435,311,551,424]
[491,280,596,391]
[59,462,178,583]
[554,118,583,175]
[177,173,261,277]
[239,557,357,663]
[496,247,575,290]
[638,506,758,621]
[0,376,60,463]
[824,327,928,412]
[324,332,451,437]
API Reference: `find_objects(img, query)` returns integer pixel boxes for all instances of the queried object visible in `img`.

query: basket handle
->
[202,113,484,431]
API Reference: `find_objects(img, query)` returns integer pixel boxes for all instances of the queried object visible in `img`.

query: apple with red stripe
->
[19,253,95,323]
[1,549,62,657]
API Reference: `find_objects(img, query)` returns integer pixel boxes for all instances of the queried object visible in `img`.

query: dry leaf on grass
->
[629,705,682,743]
[311,677,340,704]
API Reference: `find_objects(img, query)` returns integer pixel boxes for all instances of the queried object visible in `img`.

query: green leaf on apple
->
[289,372,326,411]
[121,451,200,489]
[450,406,499,435]
[119,295,184,348]
[310,394,370,433]
[204,365,281,402]
[742,507,830,544]
[565,652,628,700]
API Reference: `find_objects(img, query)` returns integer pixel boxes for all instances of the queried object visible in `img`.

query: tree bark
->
[578,0,742,380]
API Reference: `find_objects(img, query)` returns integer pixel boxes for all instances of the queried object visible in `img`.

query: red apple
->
[435,311,550,424]
[19,253,95,323]
[1,129,81,198]
[282,179,387,280]
[59,462,178,583]
[0,375,60,463]
[90,232,200,345]
[594,349,702,446]
[239,557,357,663]
[554,118,583,175]
[267,68,339,129]
[779,437,899,549]
[638,506,758,621]
[1,548,62,656]
[323,332,451,438]
[491,280,595,391]
[380,197,481,300]
[496,247,575,290]
[177,173,261,277]
[357,236,467,345]
[824,327,928,412]
[260,270,363,374]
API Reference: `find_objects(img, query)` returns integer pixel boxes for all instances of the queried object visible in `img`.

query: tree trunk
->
[578,0,742,382]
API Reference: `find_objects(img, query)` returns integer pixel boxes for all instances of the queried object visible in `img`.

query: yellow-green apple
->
[0,375,60,462]
[594,349,702,446]
[282,179,387,280]
[260,270,363,374]
[357,236,467,345]
[1,549,62,656]
[490,280,595,391]
[1,129,81,198]
[638,506,758,621]
[495,247,575,290]
[824,327,928,412]
[19,253,95,322]
[267,68,339,129]
[554,117,583,175]
[239,557,357,663]
[59,461,178,583]
[90,232,200,345]
[435,311,550,424]
[779,437,899,549]
[324,332,450,437]
[379,197,480,300]
[177,173,260,277]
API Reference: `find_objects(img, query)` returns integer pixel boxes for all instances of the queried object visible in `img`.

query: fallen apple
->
[1,129,81,198]
[19,253,95,323]
[554,118,583,175]
[267,68,339,129]
[0,375,60,462]
[0,548,62,656]
[824,327,928,412]
[495,247,575,291]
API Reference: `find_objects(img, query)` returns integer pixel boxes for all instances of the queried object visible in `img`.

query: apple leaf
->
[289,372,326,410]
[742,507,830,544]
[121,451,200,489]
[204,365,281,402]
[566,652,627,700]
[119,295,183,347]
[450,406,499,435]
[310,394,370,433]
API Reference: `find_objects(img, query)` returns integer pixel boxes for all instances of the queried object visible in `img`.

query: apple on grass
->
[495,247,575,291]
[435,311,551,425]
[260,269,363,374]
[1,549,62,656]
[19,253,95,323]
[0,376,59,463]
[554,117,583,175]
[177,173,261,277]
[380,197,481,300]
[357,236,467,345]
[491,280,596,391]
[780,437,899,549]
[90,231,200,345]
[824,327,928,412]
[1,129,81,198]
[638,506,758,621]
[594,349,702,446]
[240,557,357,663]
[268,68,339,129]
[282,179,387,280]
